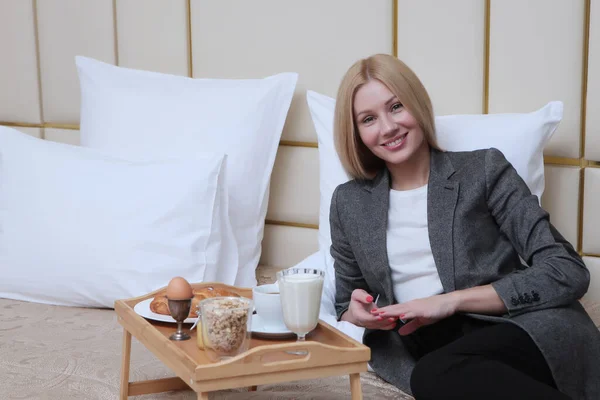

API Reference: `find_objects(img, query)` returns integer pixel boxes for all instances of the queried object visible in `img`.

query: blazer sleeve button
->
[518,295,525,304]
[531,291,540,302]
[511,297,519,306]
[523,293,532,304]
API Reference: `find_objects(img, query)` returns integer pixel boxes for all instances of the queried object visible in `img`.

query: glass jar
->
[199,297,253,361]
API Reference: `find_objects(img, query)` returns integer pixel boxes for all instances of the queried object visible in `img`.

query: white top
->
[386,184,444,304]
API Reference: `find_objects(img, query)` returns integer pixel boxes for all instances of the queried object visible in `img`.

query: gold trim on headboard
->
[577,0,592,254]
[392,0,398,57]
[279,140,318,148]
[0,121,320,148]
[578,168,586,255]
[32,0,45,139]
[186,0,193,77]
[112,0,119,66]
[580,0,591,160]
[0,122,79,130]
[587,161,600,168]
[4,121,599,167]
[483,0,491,114]
[265,220,319,230]
[544,156,584,167]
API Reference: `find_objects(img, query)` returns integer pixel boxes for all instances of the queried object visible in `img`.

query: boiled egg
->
[166,276,193,300]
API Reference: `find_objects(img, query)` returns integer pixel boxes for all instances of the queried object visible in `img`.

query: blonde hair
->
[334,54,441,180]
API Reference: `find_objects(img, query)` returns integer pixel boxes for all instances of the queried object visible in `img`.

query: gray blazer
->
[330,147,600,399]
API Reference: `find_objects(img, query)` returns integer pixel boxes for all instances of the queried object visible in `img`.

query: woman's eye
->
[391,103,403,112]
[362,116,374,124]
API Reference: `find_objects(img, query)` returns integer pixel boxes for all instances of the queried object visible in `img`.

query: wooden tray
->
[115,282,371,399]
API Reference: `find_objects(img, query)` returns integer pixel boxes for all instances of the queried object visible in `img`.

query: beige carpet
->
[2,298,599,400]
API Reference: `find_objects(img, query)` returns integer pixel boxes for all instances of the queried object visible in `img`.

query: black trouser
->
[400,315,570,400]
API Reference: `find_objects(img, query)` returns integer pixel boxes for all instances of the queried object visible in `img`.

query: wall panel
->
[541,166,580,247]
[44,128,80,146]
[489,0,584,158]
[583,257,600,302]
[36,0,115,123]
[190,0,392,143]
[259,225,318,268]
[267,146,320,226]
[583,168,600,253]
[396,0,485,115]
[116,0,189,76]
[0,0,41,123]
[586,0,600,160]
[15,127,42,139]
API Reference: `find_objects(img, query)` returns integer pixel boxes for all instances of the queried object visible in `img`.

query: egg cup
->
[167,297,192,341]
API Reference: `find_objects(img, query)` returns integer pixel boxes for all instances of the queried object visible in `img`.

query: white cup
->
[252,283,287,330]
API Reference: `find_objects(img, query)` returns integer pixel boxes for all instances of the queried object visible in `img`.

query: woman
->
[330,53,600,399]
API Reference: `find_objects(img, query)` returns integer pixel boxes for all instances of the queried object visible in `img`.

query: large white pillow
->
[0,127,237,308]
[306,90,561,313]
[76,56,298,288]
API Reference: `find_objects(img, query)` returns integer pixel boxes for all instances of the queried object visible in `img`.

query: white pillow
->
[0,126,237,308]
[76,56,298,288]
[306,90,561,312]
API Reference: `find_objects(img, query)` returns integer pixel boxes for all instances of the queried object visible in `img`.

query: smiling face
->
[353,79,428,168]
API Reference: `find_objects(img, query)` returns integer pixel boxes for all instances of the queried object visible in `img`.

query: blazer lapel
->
[427,149,459,292]
[358,170,396,304]
[357,149,459,303]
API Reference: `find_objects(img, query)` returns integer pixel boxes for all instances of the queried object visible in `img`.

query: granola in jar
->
[201,297,252,356]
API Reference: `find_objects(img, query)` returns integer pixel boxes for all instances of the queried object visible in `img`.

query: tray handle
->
[195,340,368,380]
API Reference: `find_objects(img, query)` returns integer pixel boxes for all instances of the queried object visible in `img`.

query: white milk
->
[279,273,324,335]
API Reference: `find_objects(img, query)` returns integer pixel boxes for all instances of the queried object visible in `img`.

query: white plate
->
[251,314,295,339]
[134,298,198,324]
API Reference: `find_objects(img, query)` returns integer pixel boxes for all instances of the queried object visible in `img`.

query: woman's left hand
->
[373,293,459,335]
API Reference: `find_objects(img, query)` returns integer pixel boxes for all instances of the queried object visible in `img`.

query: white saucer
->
[134,298,198,324]
[251,314,295,339]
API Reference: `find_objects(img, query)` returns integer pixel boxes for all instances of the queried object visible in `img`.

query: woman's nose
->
[380,114,396,135]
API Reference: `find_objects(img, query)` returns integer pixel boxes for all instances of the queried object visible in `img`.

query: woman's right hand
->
[341,289,397,330]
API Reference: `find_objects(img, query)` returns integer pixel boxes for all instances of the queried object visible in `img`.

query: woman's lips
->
[381,133,408,150]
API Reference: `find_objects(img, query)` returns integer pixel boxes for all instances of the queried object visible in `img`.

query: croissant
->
[149,286,240,318]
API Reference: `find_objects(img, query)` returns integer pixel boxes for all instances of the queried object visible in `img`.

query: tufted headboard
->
[1,0,599,301]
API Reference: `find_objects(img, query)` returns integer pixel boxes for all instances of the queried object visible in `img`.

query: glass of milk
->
[276,268,325,351]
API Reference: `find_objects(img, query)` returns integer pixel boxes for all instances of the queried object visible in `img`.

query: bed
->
[1,1,600,399]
